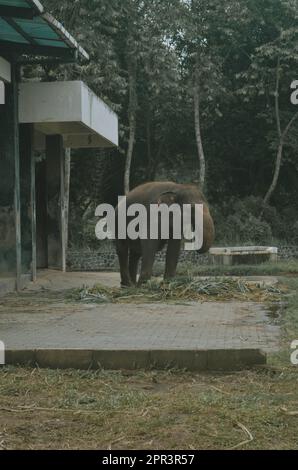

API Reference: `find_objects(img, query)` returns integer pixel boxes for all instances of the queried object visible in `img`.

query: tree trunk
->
[146,111,152,180]
[124,63,137,195]
[263,59,281,206]
[263,141,283,206]
[193,58,206,189]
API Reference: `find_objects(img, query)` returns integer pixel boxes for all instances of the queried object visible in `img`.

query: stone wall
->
[67,249,120,271]
[67,244,298,272]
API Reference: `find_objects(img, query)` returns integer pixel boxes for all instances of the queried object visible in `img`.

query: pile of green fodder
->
[71,277,285,304]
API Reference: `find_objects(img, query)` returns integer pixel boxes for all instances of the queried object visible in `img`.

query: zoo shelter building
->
[0,0,118,293]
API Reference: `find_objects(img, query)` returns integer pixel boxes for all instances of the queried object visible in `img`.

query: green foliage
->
[225,214,273,245]
[211,195,298,245]
[29,0,298,247]
[211,197,272,245]
[287,220,298,244]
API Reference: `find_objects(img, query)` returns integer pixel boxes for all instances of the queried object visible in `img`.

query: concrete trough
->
[210,246,278,266]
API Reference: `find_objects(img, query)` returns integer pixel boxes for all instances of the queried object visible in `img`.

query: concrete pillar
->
[20,124,35,278]
[46,135,66,270]
[36,159,48,269]
[0,64,21,289]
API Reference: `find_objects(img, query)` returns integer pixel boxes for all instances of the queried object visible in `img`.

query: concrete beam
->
[32,130,116,150]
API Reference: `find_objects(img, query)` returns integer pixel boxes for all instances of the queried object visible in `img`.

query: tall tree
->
[175,0,246,189]
[124,56,138,194]
[238,0,298,207]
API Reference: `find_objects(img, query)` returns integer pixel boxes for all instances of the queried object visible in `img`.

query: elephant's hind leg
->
[129,251,141,285]
[164,239,181,280]
[138,239,160,286]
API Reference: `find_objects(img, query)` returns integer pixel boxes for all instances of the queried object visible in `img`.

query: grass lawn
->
[0,366,297,450]
[0,267,298,450]
[174,259,298,277]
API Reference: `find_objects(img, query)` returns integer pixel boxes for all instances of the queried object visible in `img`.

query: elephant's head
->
[153,184,215,253]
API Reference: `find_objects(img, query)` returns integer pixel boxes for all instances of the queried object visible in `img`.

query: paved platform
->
[0,271,281,371]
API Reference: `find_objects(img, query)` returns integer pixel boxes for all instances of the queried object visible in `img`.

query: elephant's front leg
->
[138,240,159,286]
[116,240,132,287]
[164,239,181,280]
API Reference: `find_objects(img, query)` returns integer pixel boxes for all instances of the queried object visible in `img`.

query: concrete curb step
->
[3,348,266,371]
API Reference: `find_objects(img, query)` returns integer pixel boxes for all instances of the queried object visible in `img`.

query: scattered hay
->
[1,366,298,449]
[229,422,254,450]
[71,277,286,304]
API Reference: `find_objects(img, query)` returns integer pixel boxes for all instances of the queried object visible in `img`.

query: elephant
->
[115,181,215,287]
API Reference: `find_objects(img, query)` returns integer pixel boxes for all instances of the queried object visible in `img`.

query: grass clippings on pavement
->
[71,277,286,304]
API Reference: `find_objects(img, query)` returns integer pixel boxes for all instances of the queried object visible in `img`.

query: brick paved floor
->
[0,271,281,353]
[0,271,280,370]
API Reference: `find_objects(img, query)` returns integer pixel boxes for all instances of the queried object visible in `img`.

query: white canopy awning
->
[19,80,118,149]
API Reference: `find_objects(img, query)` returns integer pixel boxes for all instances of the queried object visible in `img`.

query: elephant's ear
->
[156,191,178,206]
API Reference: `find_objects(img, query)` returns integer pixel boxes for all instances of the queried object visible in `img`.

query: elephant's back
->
[125,181,179,205]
